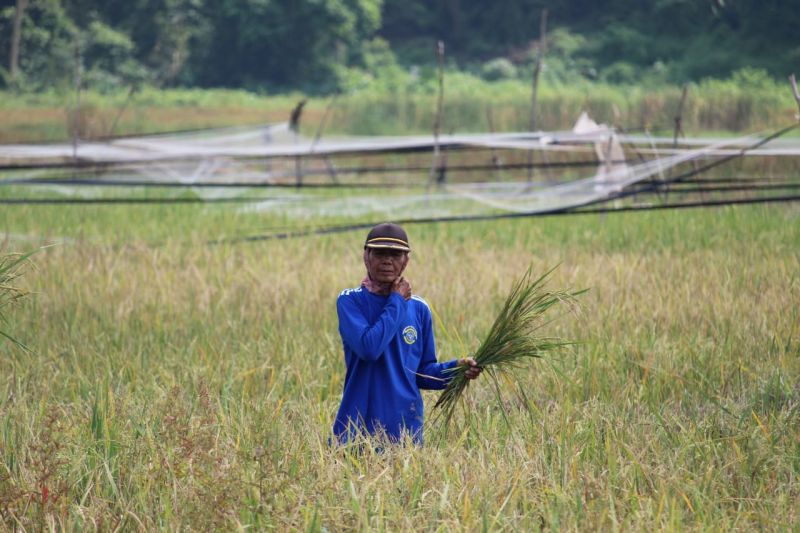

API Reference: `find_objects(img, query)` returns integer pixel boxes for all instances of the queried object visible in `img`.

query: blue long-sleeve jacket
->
[332,287,457,444]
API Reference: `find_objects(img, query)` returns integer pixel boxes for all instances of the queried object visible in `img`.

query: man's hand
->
[392,276,412,300]
[458,357,483,380]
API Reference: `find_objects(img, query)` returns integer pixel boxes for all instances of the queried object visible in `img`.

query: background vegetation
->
[2,0,799,94]
[3,1,798,143]
[2,70,797,144]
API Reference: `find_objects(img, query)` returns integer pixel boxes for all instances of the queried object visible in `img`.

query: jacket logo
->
[402,326,418,345]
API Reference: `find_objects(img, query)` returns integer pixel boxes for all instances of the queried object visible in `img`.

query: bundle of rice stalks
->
[433,266,585,430]
[0,249,36,350]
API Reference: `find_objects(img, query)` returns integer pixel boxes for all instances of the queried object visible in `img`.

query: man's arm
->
[337,292,406,362]
[417,358,482,389]
[415,303,457,390]
[416,303,482,389]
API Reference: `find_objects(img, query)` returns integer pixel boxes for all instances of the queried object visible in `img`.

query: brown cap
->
[364,222,410,252]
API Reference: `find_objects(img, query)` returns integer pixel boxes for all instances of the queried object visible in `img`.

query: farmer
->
[332,222,482,445]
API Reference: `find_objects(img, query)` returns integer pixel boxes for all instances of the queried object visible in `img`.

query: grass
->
[0,197,798,529]
[0,88,303,143]
[1,75,798,143]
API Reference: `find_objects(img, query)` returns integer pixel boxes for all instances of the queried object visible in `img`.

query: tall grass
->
[330,78,796,135]
[1,75,796,143]
[0,201,798,529]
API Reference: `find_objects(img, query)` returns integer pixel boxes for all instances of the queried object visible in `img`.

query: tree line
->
[1,0,797,93]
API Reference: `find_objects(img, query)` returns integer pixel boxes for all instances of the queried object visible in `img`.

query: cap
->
[364,222,410,252]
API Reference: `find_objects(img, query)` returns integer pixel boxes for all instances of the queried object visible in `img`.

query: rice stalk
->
[432,265,586,431]
[0,249,37,350]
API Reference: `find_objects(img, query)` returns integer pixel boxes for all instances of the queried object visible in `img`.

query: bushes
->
[0,69,795,143]
[481,58,518,81]
[329,71,796,134]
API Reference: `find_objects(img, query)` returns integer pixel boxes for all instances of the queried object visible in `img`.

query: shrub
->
[481,58,518,81]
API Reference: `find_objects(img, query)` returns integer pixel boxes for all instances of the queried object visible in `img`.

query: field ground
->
[1,198,798,529]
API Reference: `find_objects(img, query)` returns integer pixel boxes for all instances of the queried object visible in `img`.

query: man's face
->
[365,248,409,284]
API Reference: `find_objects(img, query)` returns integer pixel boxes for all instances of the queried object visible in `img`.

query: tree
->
[8,0,27,80]
[0,0,78,90]
[186,0,383,91]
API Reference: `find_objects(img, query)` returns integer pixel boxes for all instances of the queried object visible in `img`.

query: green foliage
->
[181,0,386,92]
[729,67,778,90]
[0,0,78,91]
[1,0,797,93]
[600,61,638,85]
[0,0,386,93]
[337,37,413,94]
[537,28,595,84]
[82,20,149,90]
[381,0,799,86]
[480,58,517,81]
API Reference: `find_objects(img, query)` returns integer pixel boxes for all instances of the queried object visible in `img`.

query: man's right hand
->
[392,276,412,300]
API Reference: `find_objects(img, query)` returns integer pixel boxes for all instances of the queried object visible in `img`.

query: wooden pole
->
[311,94,340,183]
[9,0,28,81]
[663,84,690,201]
[290,99,306,187]
[289,99,307,135]
[672,84,688,148]
[790,74,800,119]
[486,105,502,181]
[430,40,445,186]
[72,39,82,162]
[527,9,547,182]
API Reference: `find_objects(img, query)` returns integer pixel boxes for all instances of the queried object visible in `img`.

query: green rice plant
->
[433,266,586,431]
[0,249,37,350]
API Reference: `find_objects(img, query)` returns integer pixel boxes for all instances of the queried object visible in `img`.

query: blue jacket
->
[332,287,457,444]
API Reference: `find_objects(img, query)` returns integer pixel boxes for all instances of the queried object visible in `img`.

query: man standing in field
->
[332,222,482,445]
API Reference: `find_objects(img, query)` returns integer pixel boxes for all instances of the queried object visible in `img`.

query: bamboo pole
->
[486,105,502,181]
[72,40,83,163]
[527,9,547,182]
[430,40,445,186]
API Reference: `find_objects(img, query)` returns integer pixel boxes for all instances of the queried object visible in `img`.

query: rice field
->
[1,194,798,529]
[2,83,799,529]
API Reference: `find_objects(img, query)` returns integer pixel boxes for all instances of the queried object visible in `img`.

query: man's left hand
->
[458,357,483,380]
